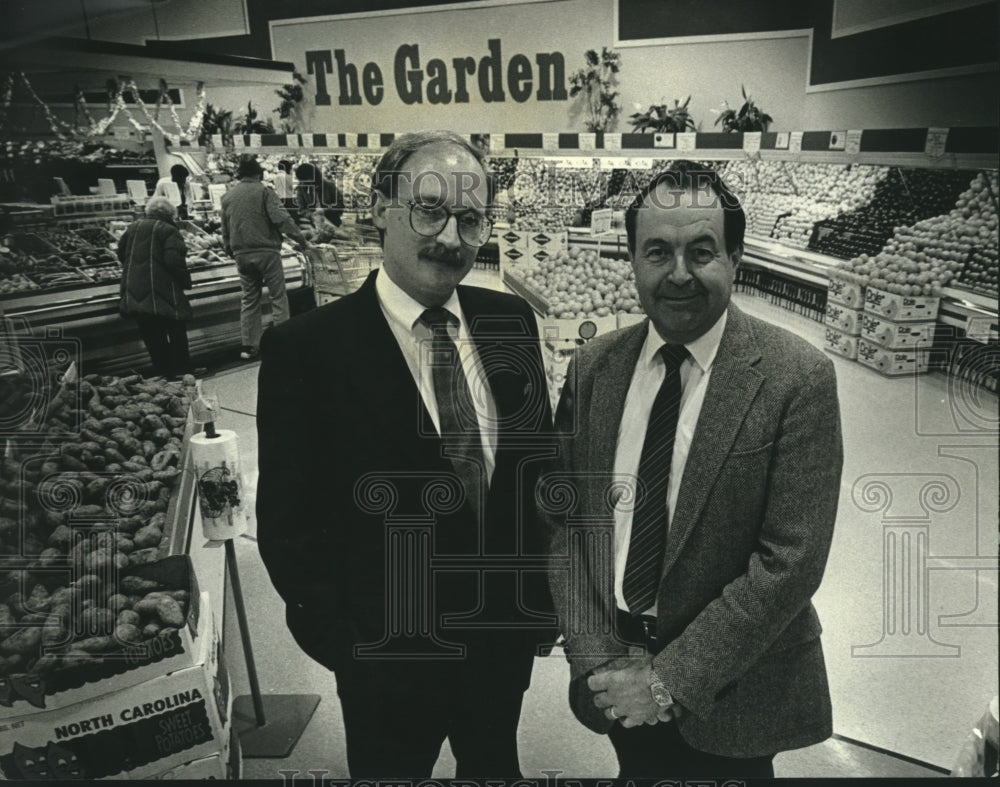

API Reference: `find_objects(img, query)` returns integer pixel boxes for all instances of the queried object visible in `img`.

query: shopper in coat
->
[256,131,556,778]
[220,156,308,361]
[546,163,844,778]
[117,196,193,378]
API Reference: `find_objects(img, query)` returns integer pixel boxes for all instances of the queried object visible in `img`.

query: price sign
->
[774,132,790,150]
[603,133,622,151]
[96,178,116,196]
[966,315,998,343]
[211,134,223,148]
[208,184,227,212]
[285,134,300,148]
[578,133,596,150]
[249,134,262,148]
[677,133,696,152]
[366,133,383,148]
[162,181,182,207]
[126,180,148,203]
[590,208,613,234]
[743,132,761,153]
[846,130,862,155]
[300,133,314,147]
[112,127,131,140]
[629,157,652,170]
[343,133,357,148]
[789,131,803,153]
[925,127,949,157]
[653,132,675,148]
[542,133,560,150]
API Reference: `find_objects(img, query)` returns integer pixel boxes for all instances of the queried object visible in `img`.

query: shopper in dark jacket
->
[117,196,193,378]
[220,156,308,360]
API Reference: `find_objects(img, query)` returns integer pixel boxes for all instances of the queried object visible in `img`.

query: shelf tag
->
[590,208,613,234]
[578,132,596,150]
[743,132,761,153]
[629,157,652,170]
[603,133,622,151]
[542,132,560,150]
[677,132,696,152]
[789,131,803,152]
[925,127,949,157]
[653,132,675,148]
[845,130,862,155]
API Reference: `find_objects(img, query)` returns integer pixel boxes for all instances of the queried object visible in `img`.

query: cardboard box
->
[823,327,860,360]
[826,274,865,309]
[151,726,240,779]
[857,339,930,376]
[863,287,940,322]
[496,227,529,267]
[824,303,864,336]
[525,230,568,262]
[0,600,230,781]
[0,555,204,720]
[860,314,936,349]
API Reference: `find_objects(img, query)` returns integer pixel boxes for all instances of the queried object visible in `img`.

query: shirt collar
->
[374,268,466,336]
[640,308,728,373]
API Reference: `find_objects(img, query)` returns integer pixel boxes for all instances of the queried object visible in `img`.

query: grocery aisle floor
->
[209,272,996,779]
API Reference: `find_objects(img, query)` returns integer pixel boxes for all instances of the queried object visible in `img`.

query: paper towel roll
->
[190,429,247,540]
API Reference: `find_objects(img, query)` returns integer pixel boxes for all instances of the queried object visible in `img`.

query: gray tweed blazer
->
[547,303,844,758]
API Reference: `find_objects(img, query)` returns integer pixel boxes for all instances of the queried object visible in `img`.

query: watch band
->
[649,670,674,708]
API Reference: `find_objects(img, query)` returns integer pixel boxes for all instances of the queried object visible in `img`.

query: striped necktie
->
[622,343,688,615]
[419,307,485,523]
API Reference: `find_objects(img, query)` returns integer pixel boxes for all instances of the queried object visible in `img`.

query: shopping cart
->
[308,244,381,300]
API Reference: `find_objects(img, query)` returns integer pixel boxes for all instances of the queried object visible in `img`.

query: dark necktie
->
[419,307,485,523]
[623,344,688,615]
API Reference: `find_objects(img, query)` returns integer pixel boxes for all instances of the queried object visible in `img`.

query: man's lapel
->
[661,306,764,577]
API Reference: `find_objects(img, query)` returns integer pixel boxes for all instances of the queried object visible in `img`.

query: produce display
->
[508,244,641,318]
[0,372,191,684]
[832,171,999,298]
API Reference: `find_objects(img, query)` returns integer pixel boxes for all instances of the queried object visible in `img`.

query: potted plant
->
[714,85,773,132]
[628,95,696,133]
[568,47,622,133]
[199,103,233,147]
[232,101,275,135]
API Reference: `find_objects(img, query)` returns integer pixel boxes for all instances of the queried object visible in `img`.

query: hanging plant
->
[274,71,308,133]
[629,95,696,133]
[232,101,275,135]
[714,85,773,133]
[568,47,622,133]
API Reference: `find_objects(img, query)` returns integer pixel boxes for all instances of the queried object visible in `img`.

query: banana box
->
[824,302,864,336]
[860,314,936,349]
[826,273,865,309]
[863,286,940,322]
[0,600,230,781]
[857,339,930,376]
[823,327,860,360]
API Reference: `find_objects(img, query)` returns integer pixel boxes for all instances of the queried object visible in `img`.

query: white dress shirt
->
[613,310,728,613]
[375,269,498,484]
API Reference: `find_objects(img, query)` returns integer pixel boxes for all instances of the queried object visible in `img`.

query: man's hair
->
[371,130,494,206]
[294,162,317,181]
[169,163,189,180]
[625,161,746,256]
[145,196,178,222]
[236,156,263,179]
[278,160,293,173]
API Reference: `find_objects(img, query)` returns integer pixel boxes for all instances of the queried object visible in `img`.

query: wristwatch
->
[648,670,675,708]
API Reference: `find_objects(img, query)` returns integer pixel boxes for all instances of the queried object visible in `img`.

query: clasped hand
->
[587,654,684,728]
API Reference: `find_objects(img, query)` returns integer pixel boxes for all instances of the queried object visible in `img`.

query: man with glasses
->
[256,131,555,777]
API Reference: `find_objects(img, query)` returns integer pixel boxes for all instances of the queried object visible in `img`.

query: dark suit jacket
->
[548,304,843,757]
[257,270,555,695]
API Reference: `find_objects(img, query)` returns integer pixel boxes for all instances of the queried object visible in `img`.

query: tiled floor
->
[208,273,996,778]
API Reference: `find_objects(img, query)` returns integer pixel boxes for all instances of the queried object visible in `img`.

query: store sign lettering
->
[305,39,567,107]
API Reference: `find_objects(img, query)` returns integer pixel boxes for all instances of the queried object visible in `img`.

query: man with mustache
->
[547,162,843,777]
[256,131,555,777]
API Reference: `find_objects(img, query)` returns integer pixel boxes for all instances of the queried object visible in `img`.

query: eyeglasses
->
[406,201,493,247]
